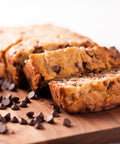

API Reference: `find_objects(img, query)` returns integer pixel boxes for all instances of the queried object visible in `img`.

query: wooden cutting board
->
[0,89,120,144]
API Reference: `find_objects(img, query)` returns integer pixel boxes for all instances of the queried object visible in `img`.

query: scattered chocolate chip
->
[34,46,43,53]
[26,111,34,118]
[0,115,6,123]
[0,95,3,102]
[28,91,36,99]
[19,101,27,108]
[0,123,7,134]
[12,97,19,103]
[4,113,11,122]
[5,93,12,100]
[36,112,44,120]
[28,119,35,126]
[34,116,42,124]
[63,118,71,127]
[11,103,19,110]
[83,62,90,73]
[51,110,59,117]
[35,122,44,130]
[110,55,117,60]
[19,118,27,125]
[2,98,11,107]
[46,115,54,124]
[8,83,16,91]
[52,105,61,113]
[22,96,31,103]
[0,104,6,110]
[10,116,18,123]
[52,65,61,74]
[107,81,114,89]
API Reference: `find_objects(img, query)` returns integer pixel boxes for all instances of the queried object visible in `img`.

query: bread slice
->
[24,46,120,93]
[49,68,120,113]
[5,24,97,86]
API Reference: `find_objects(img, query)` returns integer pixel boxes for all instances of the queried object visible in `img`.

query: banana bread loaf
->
[49,68,120,113]
[24,46,120,93]
[5,24,97,86]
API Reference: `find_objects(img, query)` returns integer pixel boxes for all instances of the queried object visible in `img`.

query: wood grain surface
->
[0,89,120,144]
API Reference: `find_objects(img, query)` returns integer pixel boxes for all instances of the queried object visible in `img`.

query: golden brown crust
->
[49,69,120,113]
[5,24,97,86]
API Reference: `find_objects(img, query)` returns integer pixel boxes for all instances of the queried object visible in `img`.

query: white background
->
[0,0,119,49]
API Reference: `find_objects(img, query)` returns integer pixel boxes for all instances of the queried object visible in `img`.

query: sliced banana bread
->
[49,68,120,113]
[5,24,97,86]
[24,46,120,93]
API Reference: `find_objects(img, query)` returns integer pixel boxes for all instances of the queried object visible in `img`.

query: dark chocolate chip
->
[34,116,42,124]
[107,81,114,89]
[46,115,54,124]
[28,91,36,99]
[83,62,90,73]
[10,116,18,123]
[34,46,43,53]
[4,113,11,122]
[110,55,117,60]
[36,112,44,120]
[0,123,7,134]
[12,97,19,103]
[2,79,12,90]
[74,63,81,71]
[0,104,6,110]
[28,119,35,126]
[103,81,107,86]
[26,111,34,118]
[63,118,71,127]
[2,98,11,107]
[8,83,16,91]
[35,122,44,129]
[19,101,27,108]
[19,118,27,125]
[0,95,3,102]
[52,105,61,113]
[52,65,61,74]
[5,93,12,100]
[11,103,20,110]
[22,96,31,103]
[51,110,59,117]
[0,115,6,123]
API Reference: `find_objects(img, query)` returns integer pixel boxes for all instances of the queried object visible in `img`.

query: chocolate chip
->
[28,119,35,126]
[34,46,43,53]
[51,110,59,117]
[5,93,12,100]
[2,98,11,107]
[110,55,117,60]
[19,118,27,125]
[0,95,3,102]
[0,115,6,123]
[46,115,54,124]
[26,111,34,118]
[36,112,44,120]
[2,79,12,90]
[74,63,81,71]
[4,113,11,122]
[35,122,44,129]
[11,103,20,110]
[19,101,27,107]
[0,104,6,110]
[52,105,61,113]
[0,123,7,134]
[52,65,61,74]
[103,81,107,86]
[12,97,19,103]
[28,91,36,99]
[10,116,18,123]
[83,62,90,73]
[22,96,31,103]
[63,118,71,127]
[34,116,43,124]
[107,81,114,89]
[8,83,16,91]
